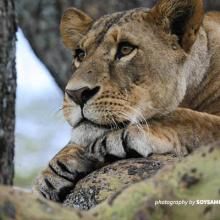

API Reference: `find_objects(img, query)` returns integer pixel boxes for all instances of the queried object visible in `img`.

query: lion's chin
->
[83,113,129,129]
[78,117,129,129]
[64,106,131,129]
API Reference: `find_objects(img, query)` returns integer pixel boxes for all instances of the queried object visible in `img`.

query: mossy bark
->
[0,144,220,220]
[64,154,177,210]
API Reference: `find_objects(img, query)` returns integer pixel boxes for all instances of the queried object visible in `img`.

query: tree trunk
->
[16,0,220,92]
[0,144,220,220]
[0,0,17,185]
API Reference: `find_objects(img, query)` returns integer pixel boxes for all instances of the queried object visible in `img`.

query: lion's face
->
[61,1,204,128]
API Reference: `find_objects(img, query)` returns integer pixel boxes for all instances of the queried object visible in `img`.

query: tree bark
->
[0,0,17,185]
[0,144,220,220]
[16,0,220,92]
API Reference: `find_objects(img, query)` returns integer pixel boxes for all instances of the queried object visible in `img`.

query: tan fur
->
[35,0,220,202]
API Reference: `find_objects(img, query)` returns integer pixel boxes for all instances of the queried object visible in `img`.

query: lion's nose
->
[65,86,100,106]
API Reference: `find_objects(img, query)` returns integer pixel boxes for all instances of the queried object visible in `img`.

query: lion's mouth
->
[74,116,129,130]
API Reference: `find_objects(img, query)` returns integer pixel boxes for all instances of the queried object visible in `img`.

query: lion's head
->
[61,0,205,128]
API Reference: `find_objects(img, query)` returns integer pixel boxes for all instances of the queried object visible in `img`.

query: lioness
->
[35,0,220,202]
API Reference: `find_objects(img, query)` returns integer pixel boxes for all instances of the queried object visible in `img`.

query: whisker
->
[126,105,147,124]
[124,105,150,141]
[123,88,129,102]
[120,107,149,145]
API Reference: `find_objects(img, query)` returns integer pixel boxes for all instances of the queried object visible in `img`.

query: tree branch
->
[1,144,220,219]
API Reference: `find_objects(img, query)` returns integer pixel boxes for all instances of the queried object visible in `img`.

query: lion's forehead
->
[80,8,150,48]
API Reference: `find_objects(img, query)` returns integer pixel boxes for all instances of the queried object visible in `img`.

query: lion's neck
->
[184,26,210,98]
[180,26,211,110]
[181,16,220,116]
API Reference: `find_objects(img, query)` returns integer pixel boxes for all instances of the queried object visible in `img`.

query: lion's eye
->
[75,49,86,62]
[116,42,136,60]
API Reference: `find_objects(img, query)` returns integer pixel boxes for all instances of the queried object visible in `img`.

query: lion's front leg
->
[85,126,175,162]
[85,108,220,161]
[34,122,110,202]
[34,143,101,202]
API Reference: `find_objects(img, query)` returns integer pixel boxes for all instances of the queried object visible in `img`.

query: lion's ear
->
[60,8,93,50]
[149,0,204,52]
